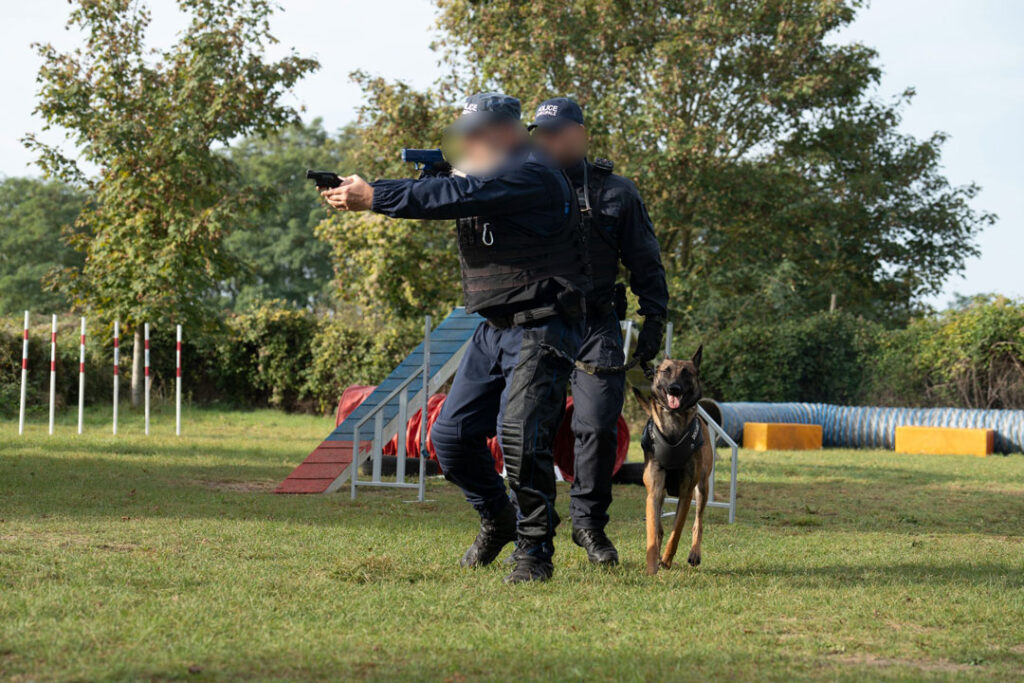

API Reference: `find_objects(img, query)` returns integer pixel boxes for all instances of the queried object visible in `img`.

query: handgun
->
[401,149,451,177]
[305,170,343,189]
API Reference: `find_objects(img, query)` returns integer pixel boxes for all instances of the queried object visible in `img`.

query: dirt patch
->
[192,479,276,493]
[836,653,974,673]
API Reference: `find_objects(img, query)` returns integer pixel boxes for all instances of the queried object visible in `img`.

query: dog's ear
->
[631,385,654,418]
[692,344,703,372]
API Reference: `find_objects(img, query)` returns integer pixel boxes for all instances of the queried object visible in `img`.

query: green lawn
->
[1,406,1023,681]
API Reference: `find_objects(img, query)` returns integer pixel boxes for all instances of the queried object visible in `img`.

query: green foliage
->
[698,311,880,404]
[315,75,461,324]
[25,0,318,329]
[0,178,86,314]
[223,121,356,311]
[914,296,1024,409]
[431,0,993,327]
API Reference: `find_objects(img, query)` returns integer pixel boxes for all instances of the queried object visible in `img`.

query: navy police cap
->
[447,92,522,134]
[527,97,584,131]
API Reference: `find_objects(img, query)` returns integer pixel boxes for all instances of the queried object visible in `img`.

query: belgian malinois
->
[632,346,714,575]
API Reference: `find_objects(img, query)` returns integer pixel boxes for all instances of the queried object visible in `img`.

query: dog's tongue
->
[667,395,681,410]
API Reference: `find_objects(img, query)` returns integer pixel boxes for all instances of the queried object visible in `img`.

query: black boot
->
[572,527,619,566]
[460,504,517,568]
[503,551,554,584]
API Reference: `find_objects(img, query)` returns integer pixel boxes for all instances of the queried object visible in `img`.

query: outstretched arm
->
[321,164,558,221]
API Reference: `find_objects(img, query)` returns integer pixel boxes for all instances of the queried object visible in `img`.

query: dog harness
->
[641,416,704,472]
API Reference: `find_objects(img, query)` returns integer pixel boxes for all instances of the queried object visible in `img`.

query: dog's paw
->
[687,550,701,567]
[659,559,672,570]
[644,563,659,576]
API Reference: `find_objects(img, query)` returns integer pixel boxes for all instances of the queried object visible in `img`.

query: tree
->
[431,0,993,328]
[315,75,462,327]
[0,177,85,315]
[321,0,991,332]
[26,0,318,404]
[223,120,355,311]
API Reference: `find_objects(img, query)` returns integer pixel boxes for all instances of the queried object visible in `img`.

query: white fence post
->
[77,317,86,434]
[48,315,57,435]
[18,311,29,435]
[112,320,119,435]
[144,323,150,436]
[175,324,182,436]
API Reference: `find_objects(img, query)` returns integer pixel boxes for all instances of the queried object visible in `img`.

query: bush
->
[697,311,880,404]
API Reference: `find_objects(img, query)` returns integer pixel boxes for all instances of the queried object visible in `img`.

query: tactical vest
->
[457,167,590,315]
[640,417,704,475]
[575,158,621,298]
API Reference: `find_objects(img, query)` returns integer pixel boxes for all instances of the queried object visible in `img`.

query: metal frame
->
[349,316,433,502]
[624,320,738,524]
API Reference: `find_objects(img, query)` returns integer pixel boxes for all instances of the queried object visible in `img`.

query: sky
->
[1,0,1021,306]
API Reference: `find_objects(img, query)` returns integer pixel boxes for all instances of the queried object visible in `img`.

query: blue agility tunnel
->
[713,402,1024,454]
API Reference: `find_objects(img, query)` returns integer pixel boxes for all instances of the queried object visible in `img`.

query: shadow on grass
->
[4,446,1023,541]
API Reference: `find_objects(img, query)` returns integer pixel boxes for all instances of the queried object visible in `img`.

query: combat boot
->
[572,527,619,566]
[503,552,554,584]
[460,504,517,568]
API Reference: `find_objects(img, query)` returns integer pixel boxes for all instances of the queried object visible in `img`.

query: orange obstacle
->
[895,426,994,457]
[742,422,822,451]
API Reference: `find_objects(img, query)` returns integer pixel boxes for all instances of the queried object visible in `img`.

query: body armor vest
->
[575,158,620,299]
[457,167,590,315]
[641,417,704,475]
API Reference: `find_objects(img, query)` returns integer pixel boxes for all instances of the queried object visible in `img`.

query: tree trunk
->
[131,328,143,407]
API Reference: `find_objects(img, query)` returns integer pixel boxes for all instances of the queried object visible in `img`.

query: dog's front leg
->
[661,478,694,569]
[688,469,709,567]
[642,461,666,575]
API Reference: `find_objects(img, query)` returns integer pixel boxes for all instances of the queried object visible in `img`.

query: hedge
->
[3,298,1022,417]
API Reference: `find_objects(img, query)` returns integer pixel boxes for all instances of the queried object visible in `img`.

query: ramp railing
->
[350,316,432,502]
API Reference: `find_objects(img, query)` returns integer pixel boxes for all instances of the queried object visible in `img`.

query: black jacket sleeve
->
[617,183,669,318]
[369,163,556,222]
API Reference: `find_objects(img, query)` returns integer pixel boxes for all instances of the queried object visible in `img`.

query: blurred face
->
[531,123,588,168]
[447,121,526,176]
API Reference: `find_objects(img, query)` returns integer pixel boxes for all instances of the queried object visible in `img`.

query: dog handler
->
[321,92,590,584]
[529,98,668,565]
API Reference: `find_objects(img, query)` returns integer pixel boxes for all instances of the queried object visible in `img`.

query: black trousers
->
[569,310,625,530]
[430,315,583,560]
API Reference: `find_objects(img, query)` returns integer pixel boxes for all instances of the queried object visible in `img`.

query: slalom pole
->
[112,320,119,435]
[18,311,29,435]
[48,315,57,435]
[77,317,86,434]
[175,324,181,436]
[144,323,150,436]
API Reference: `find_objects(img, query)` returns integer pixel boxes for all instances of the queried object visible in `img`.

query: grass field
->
[2,406,1023,681]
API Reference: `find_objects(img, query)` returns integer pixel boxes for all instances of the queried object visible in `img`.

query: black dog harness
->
[641,416,704,471]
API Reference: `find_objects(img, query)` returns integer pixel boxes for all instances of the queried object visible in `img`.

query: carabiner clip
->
[481,222,494,246]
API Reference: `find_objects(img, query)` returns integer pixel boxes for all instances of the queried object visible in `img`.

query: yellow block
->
[743,422,822,451]
[895,425,993,457]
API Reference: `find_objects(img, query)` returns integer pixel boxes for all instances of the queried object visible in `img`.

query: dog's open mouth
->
[666,394,681,410]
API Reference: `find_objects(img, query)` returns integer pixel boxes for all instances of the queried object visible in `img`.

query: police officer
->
[528,98,669,565]
[321,93,589,584]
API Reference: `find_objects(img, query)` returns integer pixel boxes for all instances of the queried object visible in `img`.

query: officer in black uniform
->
[529,98,669,565]
[321,93,590,584]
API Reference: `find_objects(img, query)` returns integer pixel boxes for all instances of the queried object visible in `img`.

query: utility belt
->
[485,288,586,330]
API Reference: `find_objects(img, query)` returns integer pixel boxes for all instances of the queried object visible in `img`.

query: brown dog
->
[632,346,714,575]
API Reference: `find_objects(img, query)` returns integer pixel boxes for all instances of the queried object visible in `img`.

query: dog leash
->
[540,343,655,379]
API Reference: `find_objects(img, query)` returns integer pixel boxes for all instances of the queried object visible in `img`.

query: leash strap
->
[539,343,655,378]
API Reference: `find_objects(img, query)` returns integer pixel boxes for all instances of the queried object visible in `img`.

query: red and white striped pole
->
[112,320,119,435]
[18,311,29,435]
[175,324,182,436]
[77,317,86,434]
[48,315,57,435]
[144,323,150,436]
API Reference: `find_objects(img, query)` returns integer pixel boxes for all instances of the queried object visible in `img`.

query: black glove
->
[633,315,665,364]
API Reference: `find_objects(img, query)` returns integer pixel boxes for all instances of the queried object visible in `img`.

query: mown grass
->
[1,406,1022,681]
